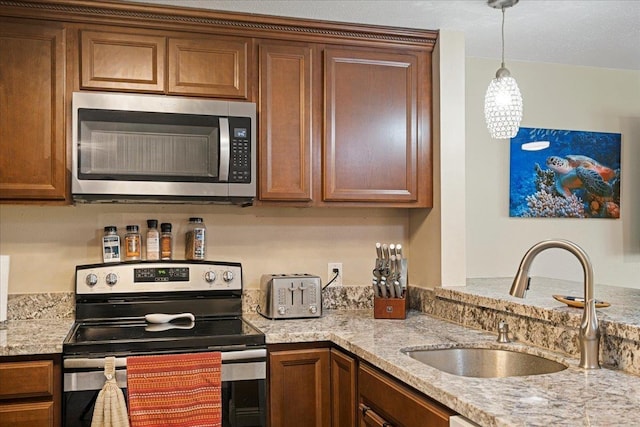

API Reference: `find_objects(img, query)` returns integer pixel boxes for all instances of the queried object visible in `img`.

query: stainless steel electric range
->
[63,261,266,427]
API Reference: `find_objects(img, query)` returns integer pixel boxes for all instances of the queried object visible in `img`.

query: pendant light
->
[484,0,523,139]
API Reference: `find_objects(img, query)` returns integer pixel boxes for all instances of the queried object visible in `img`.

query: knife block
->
[374,295,407,319]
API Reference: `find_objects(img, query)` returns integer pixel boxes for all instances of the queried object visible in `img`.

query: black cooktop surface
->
[63,316,265,357]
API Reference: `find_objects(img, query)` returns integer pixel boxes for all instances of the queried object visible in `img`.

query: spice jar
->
[102,226,121,263]
[145,219,160,261]
[160,222,173,260]
[124,225,141,261]
[185,217,206,261]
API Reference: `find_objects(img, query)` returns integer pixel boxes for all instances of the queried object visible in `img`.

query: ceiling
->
[128,0,640,71]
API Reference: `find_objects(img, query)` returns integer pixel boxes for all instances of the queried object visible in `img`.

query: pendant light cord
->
[501,7,506,68]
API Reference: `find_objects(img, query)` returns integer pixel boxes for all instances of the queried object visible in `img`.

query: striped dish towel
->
[126,352,222,427]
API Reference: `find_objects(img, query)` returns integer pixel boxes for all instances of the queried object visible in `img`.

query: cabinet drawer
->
[358,364,454,427]
[0,360,54,399]
[0,401,54,427]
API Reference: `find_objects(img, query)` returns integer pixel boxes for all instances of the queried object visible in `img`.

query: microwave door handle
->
[219,117,230,182]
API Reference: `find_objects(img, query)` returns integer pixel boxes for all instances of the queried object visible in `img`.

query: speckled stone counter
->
[1,292,74,356]
[0,319,74,356]
[245,309,640,427]
[428,278,640,375]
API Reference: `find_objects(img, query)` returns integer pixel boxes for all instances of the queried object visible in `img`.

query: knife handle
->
[382,244,389,260]
[395,244,402,259]
[375,242,382,259]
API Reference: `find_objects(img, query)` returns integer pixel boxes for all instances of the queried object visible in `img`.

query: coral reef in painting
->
[510,128,621,218]
[521,164,585,218]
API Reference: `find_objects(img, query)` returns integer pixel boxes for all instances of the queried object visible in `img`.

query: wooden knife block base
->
[374,296,407,319]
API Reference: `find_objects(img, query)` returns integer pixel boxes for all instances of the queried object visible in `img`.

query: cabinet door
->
[168,36,248,98]
[0,20,67,202]
[331,348,357,427]
[324,48,421,204]
[80,30,166,92]
[269,348,330,427]
[258,42,313,201]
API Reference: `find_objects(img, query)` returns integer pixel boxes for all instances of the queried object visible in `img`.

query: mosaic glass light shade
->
[484,68,523,139]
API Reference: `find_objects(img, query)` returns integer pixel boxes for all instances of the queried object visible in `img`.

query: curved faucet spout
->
[510,239,600,369]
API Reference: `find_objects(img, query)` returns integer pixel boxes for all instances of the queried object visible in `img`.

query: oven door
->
[63,349,266,427]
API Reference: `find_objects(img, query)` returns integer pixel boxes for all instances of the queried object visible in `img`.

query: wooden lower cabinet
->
[268,345,331,427]
[269,344,455,427]
[0,355,61,427]
[330,348,357,427]
[358,363,455,427]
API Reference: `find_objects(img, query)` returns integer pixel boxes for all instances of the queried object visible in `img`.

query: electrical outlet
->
[327,262,343,286]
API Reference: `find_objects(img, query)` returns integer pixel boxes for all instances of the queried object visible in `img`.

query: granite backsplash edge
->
[8,286,639,377]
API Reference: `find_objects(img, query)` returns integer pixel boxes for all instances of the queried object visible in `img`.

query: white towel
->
[91,356,130,427]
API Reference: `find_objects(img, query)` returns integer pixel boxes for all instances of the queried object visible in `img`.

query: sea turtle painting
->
[546,154,616,199]
[509,127,621,219]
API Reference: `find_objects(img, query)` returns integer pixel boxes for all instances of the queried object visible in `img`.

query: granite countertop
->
[245,309,640,427]
[0,319,74,356]
[439,277,640,340]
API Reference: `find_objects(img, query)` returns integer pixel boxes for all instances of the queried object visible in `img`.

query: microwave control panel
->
[229,117,251,183]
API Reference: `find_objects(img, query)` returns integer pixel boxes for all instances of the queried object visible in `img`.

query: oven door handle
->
[64,348,267,369]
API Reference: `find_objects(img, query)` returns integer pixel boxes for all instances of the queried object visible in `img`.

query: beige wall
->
[465,58,640,288]
[0,204,407,293]
[409,30,467,289]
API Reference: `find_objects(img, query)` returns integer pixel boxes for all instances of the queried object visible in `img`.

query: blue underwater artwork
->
[509,127,621,218]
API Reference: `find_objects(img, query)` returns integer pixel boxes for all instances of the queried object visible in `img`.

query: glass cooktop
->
[63,316,265,357]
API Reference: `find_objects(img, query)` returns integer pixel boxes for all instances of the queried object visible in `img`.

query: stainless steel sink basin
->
[404,347,567,378]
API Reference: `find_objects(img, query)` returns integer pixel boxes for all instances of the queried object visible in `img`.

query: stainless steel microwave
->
[71,92,256,205]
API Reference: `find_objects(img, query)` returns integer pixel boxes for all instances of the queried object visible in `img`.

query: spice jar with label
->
[102,226,121,263]
[160,222,173,260]
[124,225,141,261]
[145,219,160,261]
[185,217,206,260]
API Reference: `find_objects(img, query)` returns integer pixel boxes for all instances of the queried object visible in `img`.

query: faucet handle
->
[497,320,511,343]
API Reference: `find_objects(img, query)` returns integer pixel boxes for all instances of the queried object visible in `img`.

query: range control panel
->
[75,261,242,294]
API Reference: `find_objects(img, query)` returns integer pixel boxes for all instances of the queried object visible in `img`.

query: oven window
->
[64,379,266,427]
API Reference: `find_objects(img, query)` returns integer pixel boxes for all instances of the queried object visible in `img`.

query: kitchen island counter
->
[0,319,73,356]
[245,309,640,427]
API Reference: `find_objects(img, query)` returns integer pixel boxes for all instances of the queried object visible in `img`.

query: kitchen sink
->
[404,347,568,378]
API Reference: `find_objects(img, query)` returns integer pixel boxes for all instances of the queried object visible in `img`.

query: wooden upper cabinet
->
[80,30,165,92]
[80,29,249,98]
[168,36,248,98]
[258,42,313,201]
[0,19,67,202]
[324,48,423,204]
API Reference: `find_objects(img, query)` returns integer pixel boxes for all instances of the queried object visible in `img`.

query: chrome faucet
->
[510,239,600,369]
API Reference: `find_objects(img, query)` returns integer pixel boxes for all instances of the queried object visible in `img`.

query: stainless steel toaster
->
[258,274,322,319]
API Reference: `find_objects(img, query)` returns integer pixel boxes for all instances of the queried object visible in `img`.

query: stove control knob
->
[309,305,317,314]
[205,271,217,283]
[105,273,118,286]
[222,270,234,282]
[85,273,98,287]
[278,306,286,315]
